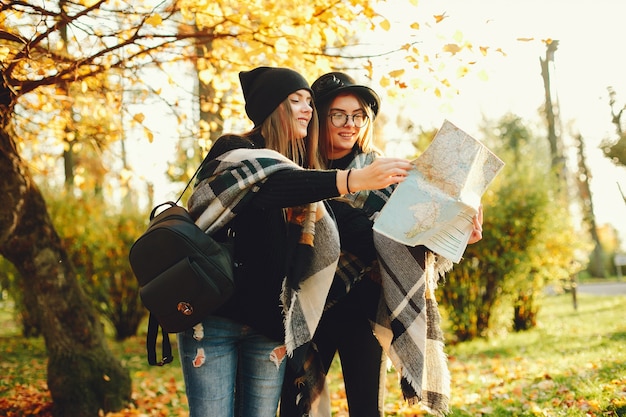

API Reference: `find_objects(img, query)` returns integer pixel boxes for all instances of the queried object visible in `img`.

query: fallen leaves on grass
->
[0,377,187,417]
[0,382,53,417]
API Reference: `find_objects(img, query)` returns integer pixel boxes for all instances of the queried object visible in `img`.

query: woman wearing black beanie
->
[176,66,413,417]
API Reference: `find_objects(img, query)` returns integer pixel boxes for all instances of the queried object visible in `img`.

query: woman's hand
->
[467,204,484,244]
[346,158,413,193]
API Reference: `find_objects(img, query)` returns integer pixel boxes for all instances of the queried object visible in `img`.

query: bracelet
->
[346,169,353,194]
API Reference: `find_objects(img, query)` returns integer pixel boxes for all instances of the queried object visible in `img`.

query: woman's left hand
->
[467,204,484,245]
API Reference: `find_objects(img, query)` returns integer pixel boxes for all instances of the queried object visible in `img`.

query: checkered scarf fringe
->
[187,148,340,358]
[324,151,453,416]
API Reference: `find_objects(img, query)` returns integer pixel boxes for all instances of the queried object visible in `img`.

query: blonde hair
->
[251,98,321,169]
[317,92,377,167]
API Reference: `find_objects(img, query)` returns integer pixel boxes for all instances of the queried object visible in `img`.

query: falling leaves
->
[132,113,145,123]
[442,43,461,55]
[379,18,391,31]
[434,13,448,23]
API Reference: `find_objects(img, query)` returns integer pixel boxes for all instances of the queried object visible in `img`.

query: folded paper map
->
[373,120,505,263]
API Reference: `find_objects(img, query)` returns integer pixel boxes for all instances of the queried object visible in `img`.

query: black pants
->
[280,278,386,417]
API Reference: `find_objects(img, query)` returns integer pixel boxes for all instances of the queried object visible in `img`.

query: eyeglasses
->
[328,112,369,128]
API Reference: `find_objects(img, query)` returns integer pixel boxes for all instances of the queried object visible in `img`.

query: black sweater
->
[327,150,378,266]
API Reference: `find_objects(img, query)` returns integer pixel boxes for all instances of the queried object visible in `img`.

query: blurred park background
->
[1,0,625,416]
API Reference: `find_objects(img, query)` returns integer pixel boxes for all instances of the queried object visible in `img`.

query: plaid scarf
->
[187,148,340,358]
[305,151,453,416]
[372,236,452,416]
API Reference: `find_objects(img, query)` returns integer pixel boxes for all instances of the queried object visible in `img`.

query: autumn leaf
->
[145,13,163,27]
[442,43,461,55]
[457,66,469,77]
[434,13,447,23]
[144,127,154,143]
[388,69,405,78]
[379,18,391,31]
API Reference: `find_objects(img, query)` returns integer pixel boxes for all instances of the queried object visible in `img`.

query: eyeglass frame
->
[328,112,369,128]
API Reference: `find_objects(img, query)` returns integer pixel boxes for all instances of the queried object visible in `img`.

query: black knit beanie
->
[239,66,312,127]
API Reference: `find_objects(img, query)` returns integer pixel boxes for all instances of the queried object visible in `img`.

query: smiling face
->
[325,93,368,159]
[262,88,320,169]
[287,89,314,139]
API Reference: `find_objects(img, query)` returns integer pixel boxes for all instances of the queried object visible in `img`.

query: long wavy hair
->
[316,92,377,167]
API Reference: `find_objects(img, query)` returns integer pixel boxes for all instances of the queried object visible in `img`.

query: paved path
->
[577,281,626,295]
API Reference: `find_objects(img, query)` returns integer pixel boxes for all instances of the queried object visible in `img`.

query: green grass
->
[438,294,626,417]
[1,292,625,416]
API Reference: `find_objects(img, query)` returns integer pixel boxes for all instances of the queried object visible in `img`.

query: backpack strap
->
[146,313,174,366]
[174,153,211,204]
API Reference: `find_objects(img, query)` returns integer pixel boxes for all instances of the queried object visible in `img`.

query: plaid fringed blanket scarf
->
[187,148,340,358]
[312,151,453,417]
[372,235,453,416]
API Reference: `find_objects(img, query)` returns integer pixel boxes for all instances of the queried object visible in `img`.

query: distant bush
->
[46,191,149,340]
[439,115,591,341]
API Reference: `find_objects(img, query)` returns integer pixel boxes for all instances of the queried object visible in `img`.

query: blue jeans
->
[178,315,287,417]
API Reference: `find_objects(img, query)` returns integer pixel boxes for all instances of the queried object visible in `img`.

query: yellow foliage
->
[456,66,469,78]
[0,46,10,63]
[379,18,391,31]
[442,43,461,55]
[145,13,163,27]
[1,0,492,200]
[388,69,405,78]
[198,69,213,85]
[143,127,154,143]
[133,113,145,123]
[434,13,447,23]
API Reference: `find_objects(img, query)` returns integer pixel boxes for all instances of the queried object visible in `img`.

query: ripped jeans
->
[177,315,287,417]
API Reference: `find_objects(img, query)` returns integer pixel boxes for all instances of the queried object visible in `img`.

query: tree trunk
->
[575,134,606,277]
[0,94,131,416]
[540,42,560,167]
[513,290,538,331]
